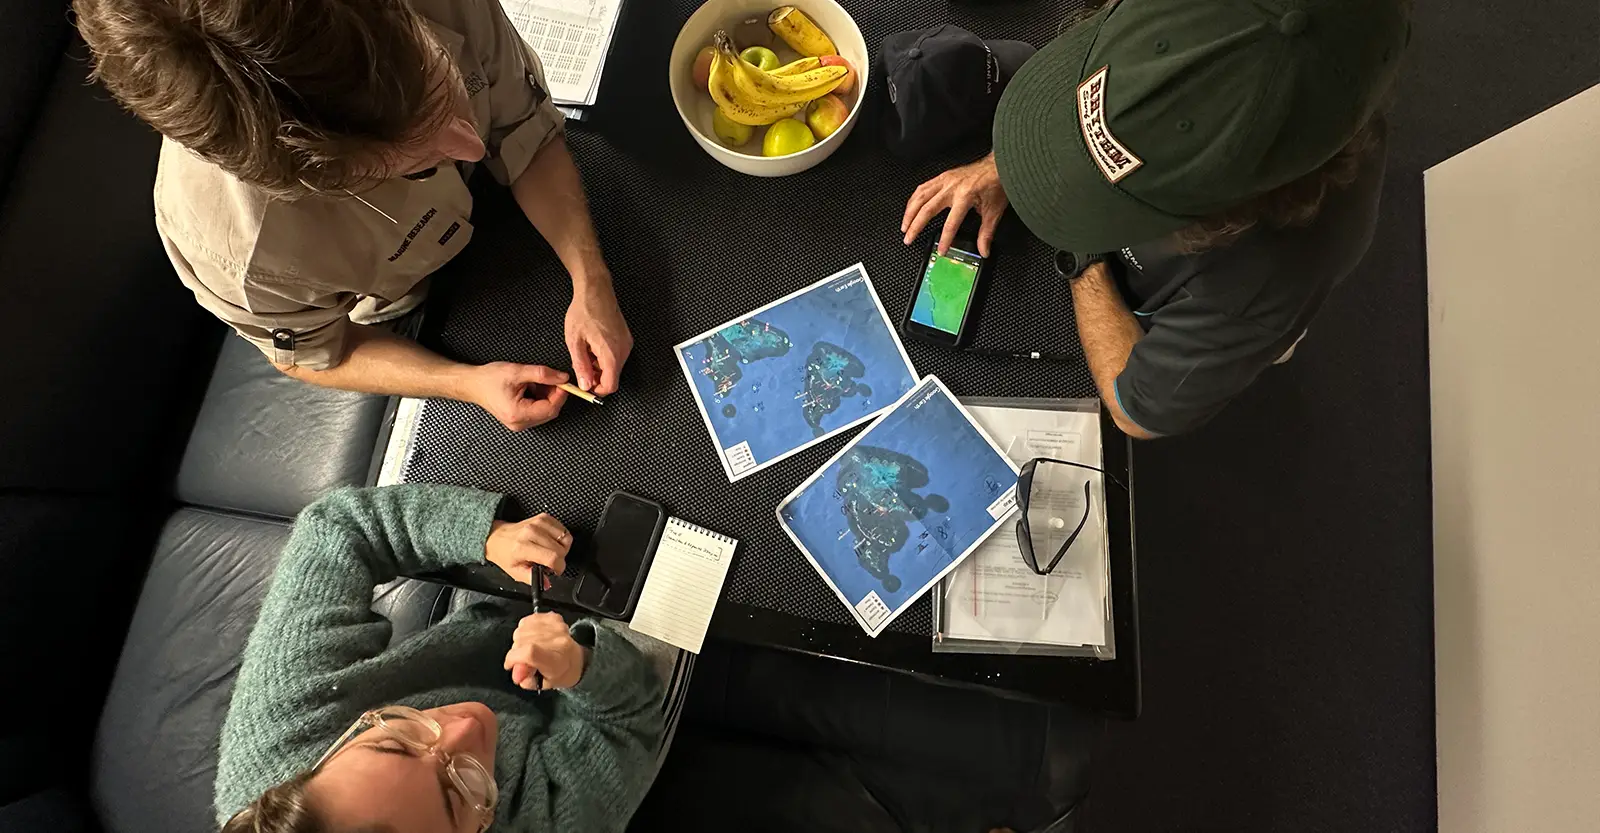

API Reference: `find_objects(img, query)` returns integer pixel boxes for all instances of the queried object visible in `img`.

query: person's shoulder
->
[1194,140,1388,307]
[155,139,272,279]
[409,0,493,37]
[155,141,370,290]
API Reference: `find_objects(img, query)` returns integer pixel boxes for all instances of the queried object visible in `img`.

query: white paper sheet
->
[939,405,1109,648]
[501,0,622,105]
[628,518,737,654]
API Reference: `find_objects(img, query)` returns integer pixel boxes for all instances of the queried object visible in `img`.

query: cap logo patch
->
[1077,65,1143,184]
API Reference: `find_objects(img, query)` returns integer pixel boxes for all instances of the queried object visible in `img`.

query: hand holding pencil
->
[556,381,604,405]
[505,605,588,692]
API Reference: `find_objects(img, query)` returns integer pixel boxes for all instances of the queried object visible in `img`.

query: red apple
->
[818,55,855,97]
[806,94,850,140]
[692,46,714,92]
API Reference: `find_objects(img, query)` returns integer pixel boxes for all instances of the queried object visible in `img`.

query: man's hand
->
[466,362,570,431]
[485,515,572,584]
[902,152,1009,256]
[564,281,633,396]
[504,612,590,691]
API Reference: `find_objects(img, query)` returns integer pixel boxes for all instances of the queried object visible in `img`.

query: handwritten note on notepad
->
[628,518,738,654]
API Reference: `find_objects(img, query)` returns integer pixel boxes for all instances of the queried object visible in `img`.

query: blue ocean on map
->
[780,379,1017,616]
[678,267,917,469]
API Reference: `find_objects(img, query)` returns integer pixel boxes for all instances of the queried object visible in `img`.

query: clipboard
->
[933,397,1117,659]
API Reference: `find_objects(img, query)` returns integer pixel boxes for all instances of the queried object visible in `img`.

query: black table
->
[384,0,1140,717]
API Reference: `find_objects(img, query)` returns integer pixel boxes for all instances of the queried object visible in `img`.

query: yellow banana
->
[708,46,807,125]
[712,31,847,109]
[772,56,823,76]
[768,6,837,57]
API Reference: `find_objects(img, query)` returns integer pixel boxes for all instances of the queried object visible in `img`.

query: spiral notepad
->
[628,518,738,654]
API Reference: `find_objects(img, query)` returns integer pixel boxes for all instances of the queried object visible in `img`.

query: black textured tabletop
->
[400,0,1138,710]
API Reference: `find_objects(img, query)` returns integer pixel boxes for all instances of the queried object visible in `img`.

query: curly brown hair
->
[72,0,459,199]
[220,769,394,833]
[1172,119,1384,253]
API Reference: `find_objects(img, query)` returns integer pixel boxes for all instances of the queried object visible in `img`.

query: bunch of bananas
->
[708,30,849,126]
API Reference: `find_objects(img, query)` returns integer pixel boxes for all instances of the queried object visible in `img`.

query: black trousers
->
[631,641,1100,833]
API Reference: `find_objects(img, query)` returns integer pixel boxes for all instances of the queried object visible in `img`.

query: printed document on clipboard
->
[501,0,623,106]
[933,398,1116,658]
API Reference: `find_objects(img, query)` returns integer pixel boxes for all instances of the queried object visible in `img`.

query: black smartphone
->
[567,491,666,619]
[900,222,988,348]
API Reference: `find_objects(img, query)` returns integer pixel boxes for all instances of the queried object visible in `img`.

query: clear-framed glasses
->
[1014,457,1129,576]
[315,705,498,832]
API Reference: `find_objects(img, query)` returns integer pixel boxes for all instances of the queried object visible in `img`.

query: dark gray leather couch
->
[0,13,439,832]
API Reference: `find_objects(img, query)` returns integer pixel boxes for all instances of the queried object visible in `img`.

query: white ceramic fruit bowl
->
[669,0,869,177]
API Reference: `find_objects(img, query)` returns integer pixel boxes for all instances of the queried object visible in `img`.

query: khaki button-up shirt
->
[154,0,564,370]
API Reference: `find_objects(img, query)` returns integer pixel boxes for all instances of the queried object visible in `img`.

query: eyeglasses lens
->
[1023,460,1086,566]
[452,758,497,807]
[378,710,438,746]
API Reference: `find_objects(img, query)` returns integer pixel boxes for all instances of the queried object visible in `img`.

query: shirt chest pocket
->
[367,172,476,300]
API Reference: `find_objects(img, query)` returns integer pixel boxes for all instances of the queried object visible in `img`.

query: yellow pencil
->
[557,382,604,405]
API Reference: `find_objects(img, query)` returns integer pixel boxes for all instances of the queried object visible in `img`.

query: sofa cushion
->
[0,788,96,833]
[90,509,290,833]
[90,510,483,833]
[0,1,69,194]
[0,493,171,806]
[372,577,455,647]
[0,37,218,494]
[177,336,389,519]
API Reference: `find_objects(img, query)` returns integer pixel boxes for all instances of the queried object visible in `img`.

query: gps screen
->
[910,248,982,334]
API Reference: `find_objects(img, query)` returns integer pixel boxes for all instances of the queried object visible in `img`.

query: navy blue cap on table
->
[879,25,1036,163]
[992,0,1410,254]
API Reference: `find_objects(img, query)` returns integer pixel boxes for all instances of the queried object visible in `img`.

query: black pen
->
[529,567,547,692]
[964,347,1079,362]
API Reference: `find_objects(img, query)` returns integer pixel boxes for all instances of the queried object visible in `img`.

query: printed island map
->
[675,265,918,481]
[779,377,1020,636]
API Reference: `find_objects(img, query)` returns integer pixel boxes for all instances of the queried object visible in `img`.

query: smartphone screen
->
[910,247,983,335]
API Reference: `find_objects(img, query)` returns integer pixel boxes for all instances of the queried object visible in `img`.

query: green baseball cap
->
[992,0,1409,253]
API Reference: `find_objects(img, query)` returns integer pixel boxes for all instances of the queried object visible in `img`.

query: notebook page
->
[501,0,622,106]
[628,518,737,653]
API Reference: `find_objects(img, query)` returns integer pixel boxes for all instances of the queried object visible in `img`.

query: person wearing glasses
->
[73,0,631,432]
[899,0,1409,437]
[214,484,667,833]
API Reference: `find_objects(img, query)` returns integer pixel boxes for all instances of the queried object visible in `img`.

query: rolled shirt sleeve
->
[1114,294,1297,436]
[479,1,567,185]
[159,232,358,371]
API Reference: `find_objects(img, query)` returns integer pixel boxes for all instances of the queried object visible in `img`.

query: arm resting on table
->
[512,138,612,295]
[1070,263,1159,439]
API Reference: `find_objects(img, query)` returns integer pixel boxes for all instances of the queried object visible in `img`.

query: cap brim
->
[986,39,1037,79]
[992,14,1194,252]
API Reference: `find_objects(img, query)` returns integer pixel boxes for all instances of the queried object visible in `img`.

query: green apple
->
[712,108,753,148]
[739,46,781,72]
[762,118,816,157]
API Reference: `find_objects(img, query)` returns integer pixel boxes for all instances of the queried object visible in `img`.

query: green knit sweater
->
[213,485,665,832]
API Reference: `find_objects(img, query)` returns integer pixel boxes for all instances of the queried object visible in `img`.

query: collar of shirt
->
[152,15,487,305]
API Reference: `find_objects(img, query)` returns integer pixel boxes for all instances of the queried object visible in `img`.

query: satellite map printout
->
[777,376,1020,636]
[674,264,918,481]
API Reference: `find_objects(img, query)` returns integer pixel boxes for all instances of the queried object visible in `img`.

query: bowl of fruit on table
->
[670,1,867,176]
